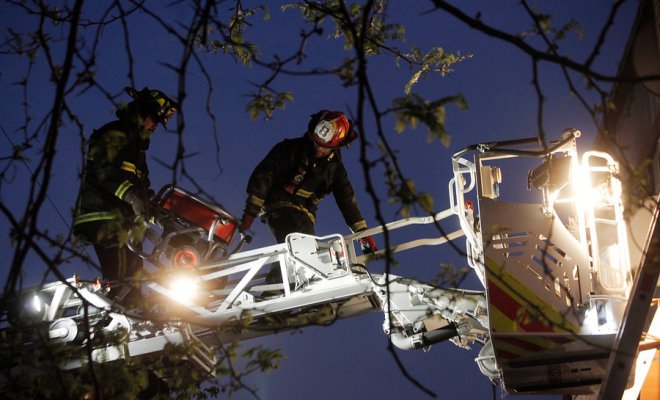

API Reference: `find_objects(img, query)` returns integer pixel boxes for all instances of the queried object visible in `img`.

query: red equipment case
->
[157,185,238,246]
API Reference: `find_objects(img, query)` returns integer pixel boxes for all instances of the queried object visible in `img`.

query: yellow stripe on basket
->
[486,256,580,335]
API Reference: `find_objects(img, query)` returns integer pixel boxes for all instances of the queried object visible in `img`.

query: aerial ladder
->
[2,130,657,398]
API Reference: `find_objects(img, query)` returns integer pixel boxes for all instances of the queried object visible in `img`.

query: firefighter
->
[239,110,377,285]
[73,86,177,297]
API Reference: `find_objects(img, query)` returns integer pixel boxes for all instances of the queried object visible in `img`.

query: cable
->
[350,263,400,287]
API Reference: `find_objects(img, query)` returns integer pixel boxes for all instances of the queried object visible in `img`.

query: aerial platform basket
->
[451,130,636,396]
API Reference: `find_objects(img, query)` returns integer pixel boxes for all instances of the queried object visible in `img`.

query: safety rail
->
[143,205,468,326]
[581,151,630,294]
[346,208,464,266]
[449,156,479,248]
[449,156,485,285]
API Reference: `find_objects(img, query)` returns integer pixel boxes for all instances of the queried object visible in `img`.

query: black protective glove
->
[124,189,147,218]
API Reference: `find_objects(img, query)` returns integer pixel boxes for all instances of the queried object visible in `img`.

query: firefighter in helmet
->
[239,110,376,285]
[73,86,177,293]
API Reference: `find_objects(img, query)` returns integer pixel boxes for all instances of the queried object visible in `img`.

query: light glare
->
[31,294,42,313]
[170,276,198,303]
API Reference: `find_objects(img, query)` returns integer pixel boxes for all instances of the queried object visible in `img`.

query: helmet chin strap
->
[312,142,333,158]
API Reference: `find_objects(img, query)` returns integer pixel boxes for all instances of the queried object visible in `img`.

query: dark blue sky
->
[0,1,639,399]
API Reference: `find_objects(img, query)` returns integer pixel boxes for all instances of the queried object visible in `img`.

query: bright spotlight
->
[31,294,43,313]
[169,275,199,304]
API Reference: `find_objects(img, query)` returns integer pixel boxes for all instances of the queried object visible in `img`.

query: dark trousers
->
[264,208,315,283]
[93,241,142,285]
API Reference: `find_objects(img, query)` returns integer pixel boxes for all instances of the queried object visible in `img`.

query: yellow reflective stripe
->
[350,220,367,233]
[267,202,316,223]
[485,256,581,334]
[74,211,116,225]
[296,189,313,198]
[121,161,145,178]
[115,180,134,199]
[287,204,315,223]
[121,161,136,174]
[248,194,265,208]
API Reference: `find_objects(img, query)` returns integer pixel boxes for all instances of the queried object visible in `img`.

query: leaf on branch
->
[246,91,294,120]
[385,174,435,218]
[418,192,434,214]
[243,345,284,373]
[537,13,552,33]
[555,19,583,41]
[432,263,469,288]
[199,5,265,65]
[392,93,468,148]
[336,57,357,87]
[404,69,424,95]
[523,10,583,44]
[404,47,472,93]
